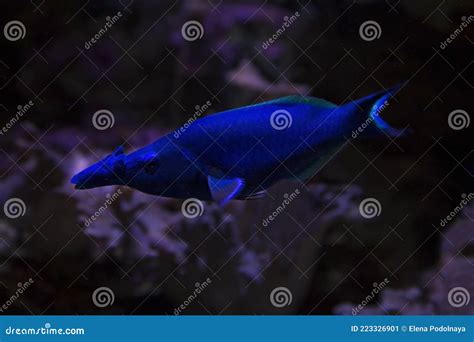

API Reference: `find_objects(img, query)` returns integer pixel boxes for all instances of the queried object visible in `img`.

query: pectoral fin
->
[207,176,245,205]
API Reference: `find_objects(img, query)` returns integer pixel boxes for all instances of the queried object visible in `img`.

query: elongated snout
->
[70,168,95,189]
[71,159,118,189]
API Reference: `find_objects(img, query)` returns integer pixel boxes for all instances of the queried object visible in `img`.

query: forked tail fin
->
[354,84,408,138]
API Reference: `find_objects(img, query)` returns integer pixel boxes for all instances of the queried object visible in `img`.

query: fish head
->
[125,147,162,181]
[123,143,178,190]
[71,146,127,189]
[123,142,202,196]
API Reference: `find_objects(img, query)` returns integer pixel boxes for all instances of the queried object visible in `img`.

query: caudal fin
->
[355,84,408,138]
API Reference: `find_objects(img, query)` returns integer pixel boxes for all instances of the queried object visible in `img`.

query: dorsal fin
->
[257,95,337,108]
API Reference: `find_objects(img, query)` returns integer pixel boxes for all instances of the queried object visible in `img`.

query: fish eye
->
[141,151,160,175]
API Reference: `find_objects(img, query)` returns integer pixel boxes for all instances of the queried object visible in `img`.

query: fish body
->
[71,87,405,204]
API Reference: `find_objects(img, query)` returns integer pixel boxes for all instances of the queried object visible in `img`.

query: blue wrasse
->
[71,87,406,204]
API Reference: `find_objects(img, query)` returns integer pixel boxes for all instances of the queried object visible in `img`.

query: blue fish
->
[71,87,406,204]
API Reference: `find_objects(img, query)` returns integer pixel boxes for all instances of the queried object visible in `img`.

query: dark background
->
[0,0,472,314]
